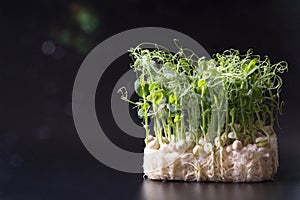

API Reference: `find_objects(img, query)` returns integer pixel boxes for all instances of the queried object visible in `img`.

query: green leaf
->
[197,79,206,88]
[137,108,144,119]
[252,86,262,98]
[134,80,149,97]
[168,93,177,104]
[174,114,180,123]
[245,58,258,76]
[149,82,160,91]
[153,92,163,104]
[241,59,250,70]
[141,102,150,112]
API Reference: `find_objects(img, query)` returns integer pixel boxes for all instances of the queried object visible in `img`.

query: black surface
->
[1,0,300,199]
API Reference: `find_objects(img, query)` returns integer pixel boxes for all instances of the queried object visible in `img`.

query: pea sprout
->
[120,42,288,147]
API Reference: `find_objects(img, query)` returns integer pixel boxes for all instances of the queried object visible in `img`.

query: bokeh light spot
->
[41,40,56,55]
[77,8,99,33]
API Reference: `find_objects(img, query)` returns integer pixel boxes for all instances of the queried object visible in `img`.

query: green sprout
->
[119,42,288,147]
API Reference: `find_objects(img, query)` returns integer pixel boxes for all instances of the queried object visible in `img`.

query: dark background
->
[1,0,300,199]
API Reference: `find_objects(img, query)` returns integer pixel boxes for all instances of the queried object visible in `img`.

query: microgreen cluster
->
[119,42,288,147]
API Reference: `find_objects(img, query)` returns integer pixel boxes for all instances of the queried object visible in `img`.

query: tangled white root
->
[143,135,278,182]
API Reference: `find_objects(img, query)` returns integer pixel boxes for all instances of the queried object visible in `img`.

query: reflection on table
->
[140,179,283,200]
